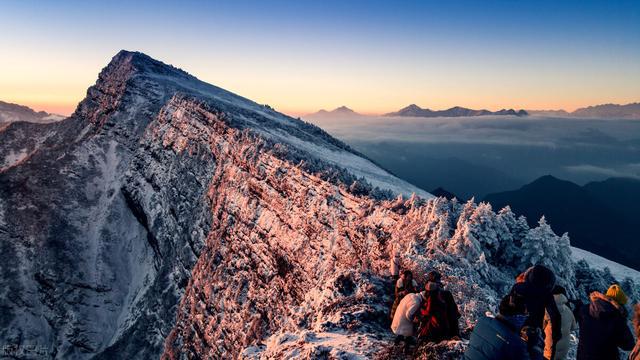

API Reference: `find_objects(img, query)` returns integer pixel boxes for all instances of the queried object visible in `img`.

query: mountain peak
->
[103,50,192,80]
[571,102,640,119]
[334,105,354,112]
[386,104,528,118]
[307,106,361,118]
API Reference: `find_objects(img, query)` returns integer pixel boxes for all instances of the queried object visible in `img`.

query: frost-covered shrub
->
[496,206,528,267]
[574,259,616,300]
[519,216,575,290]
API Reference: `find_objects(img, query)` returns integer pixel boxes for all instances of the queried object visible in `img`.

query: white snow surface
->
[2,148,28,169]
[266,128,432,199]
[571,246,640,283]
[139,57,432,200]
[243,331,384,359]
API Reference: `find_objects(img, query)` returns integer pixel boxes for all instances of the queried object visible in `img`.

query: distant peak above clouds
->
[526,109,571,117]
[528,102,640,119]
[385,104,528,118]
[571,102,640,119]
[0,100,65,124]
[306,106,361,118]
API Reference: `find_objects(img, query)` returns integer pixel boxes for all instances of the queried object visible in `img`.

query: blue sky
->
[1,0,638,115]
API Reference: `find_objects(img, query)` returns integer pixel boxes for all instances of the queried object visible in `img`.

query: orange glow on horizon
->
[8,97,640,119]
[1,52,637,118]
[16,101,77,117]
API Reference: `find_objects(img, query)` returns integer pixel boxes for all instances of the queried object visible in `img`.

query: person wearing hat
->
[576,284,635,360]
[510,265,563,359]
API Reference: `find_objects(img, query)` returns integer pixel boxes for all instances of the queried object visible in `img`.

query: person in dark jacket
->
[630,303,640,360]
[576,285,635,360]
[511,264,562,359]
[418,271,461,341]
[390,270,419,320]
[464,293,544,360]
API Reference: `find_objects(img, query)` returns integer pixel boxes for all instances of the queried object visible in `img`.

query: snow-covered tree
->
[422,197,455,249]
[495,207,521,266]
[520,216,574,288]
[574,260,616,300]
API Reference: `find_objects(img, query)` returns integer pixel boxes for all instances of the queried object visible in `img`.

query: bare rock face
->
[0,51,628,360]
[0,51,200,359]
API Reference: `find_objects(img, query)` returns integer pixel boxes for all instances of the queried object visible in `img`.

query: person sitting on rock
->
[464,293,544,360]
[391,288,426,354]
[390,270,419,320]
[418,271,461,342]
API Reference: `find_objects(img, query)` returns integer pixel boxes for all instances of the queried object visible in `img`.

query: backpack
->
[418,290,451,341]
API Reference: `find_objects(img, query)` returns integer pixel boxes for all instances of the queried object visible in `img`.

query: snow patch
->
[571,246,640,283]
[261,127,432,199]
[2,148,28,168]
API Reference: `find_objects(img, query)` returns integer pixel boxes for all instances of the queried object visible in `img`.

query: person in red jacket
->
[418,271,461,342]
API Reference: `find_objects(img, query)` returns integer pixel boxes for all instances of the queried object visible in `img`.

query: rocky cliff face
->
[0,51,431,359]
[1,51,634,360]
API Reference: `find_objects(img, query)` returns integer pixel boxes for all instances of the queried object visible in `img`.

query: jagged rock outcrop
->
[0,51,201,359]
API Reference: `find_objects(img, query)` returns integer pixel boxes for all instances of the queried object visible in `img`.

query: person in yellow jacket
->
[543,285,576,359]
[576,284,634,360]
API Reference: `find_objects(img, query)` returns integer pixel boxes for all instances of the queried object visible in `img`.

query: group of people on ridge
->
[389,253,640,360]
[389,252,461,354]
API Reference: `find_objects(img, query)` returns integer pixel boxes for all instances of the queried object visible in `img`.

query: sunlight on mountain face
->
[2,1,640,359]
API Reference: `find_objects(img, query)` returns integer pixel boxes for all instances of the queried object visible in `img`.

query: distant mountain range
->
[525,109,571,117]
[0,100,64,124]
[307,106,362,118]
[384,104,528,117]
[307,102,640,119]
[484,175,640,271]
[528,102,640,119]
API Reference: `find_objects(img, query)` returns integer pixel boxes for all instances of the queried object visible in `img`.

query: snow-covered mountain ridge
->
[0,51,636,359]
[0,100,64,124]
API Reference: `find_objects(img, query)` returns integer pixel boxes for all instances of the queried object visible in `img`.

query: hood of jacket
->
[589,291,625,319]
[523,265,556,294]
[497,314,528,332]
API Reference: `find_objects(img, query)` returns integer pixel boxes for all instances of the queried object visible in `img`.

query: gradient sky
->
[1,0,639,116]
